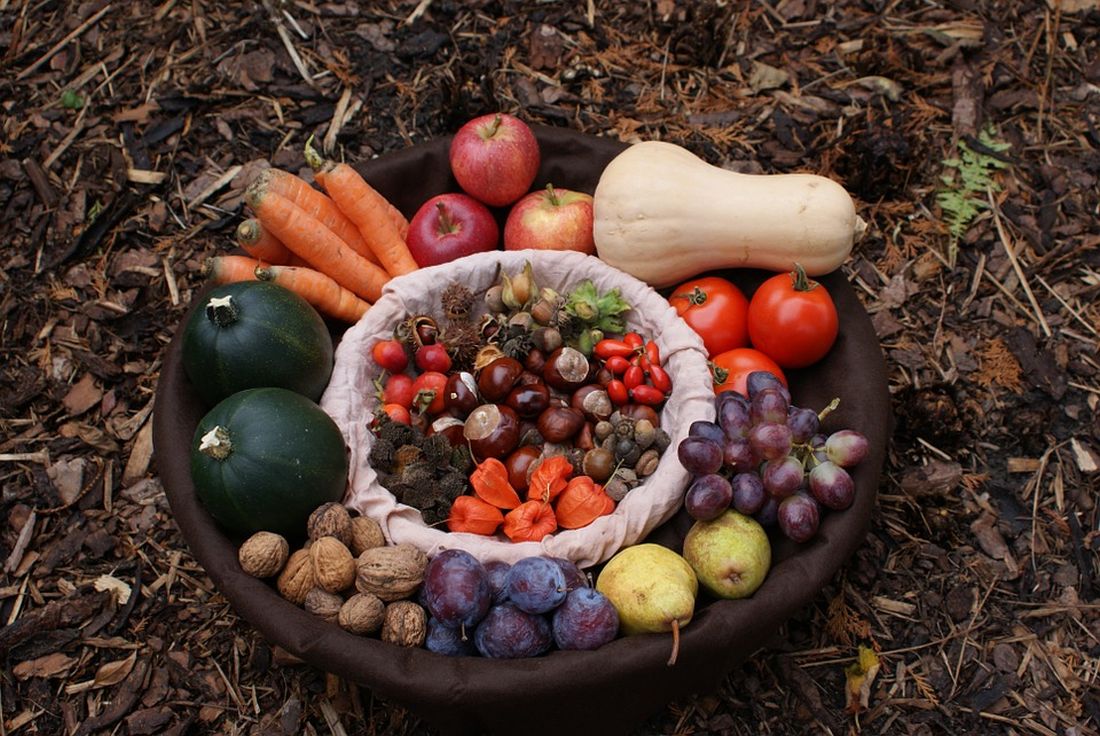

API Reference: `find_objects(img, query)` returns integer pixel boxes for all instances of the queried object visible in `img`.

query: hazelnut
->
[349,516,386,557]
[276,549,315,605]
[304,588,344,624]
[381,601,427,647]
[307,503,352,546]
[338,592,386,635]
[238,531,289,578]
[310,536,356,593]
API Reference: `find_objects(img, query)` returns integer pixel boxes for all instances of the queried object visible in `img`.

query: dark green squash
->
[181,281,334,406]
[190,387,349,538]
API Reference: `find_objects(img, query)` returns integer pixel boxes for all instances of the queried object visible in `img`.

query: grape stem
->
[817,397,840,422]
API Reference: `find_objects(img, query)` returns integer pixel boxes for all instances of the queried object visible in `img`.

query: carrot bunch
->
[208,141,418,323]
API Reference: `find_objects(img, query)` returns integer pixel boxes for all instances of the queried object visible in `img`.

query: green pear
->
[683,510,771,600]
[596,543,698,665]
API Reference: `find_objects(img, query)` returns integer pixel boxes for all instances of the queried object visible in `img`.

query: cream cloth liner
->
[321,250,714,567]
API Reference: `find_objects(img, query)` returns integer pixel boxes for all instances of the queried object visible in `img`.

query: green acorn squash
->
[190,387,349,538]
[181,281,333,406]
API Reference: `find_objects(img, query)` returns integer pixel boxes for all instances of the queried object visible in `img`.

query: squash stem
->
[198,425,233,460]
[205,295,240,328]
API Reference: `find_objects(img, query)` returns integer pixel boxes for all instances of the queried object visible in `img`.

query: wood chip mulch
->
[2,1,1099,734]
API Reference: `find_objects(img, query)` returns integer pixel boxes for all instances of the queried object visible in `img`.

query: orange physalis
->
[526,455,573,503]
[502,500,558,542]
[470,458,522,509]
[447,495,505,535]
[554,476,616,529]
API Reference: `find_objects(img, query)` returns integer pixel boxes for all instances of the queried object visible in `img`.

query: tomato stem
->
[708,361,729,385]
[672,286,708,306]
[791,263,817,292]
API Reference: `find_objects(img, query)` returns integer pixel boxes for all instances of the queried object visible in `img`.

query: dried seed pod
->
[594,420,615,441]
[633,419,656,450]
[349,516,386,557]
[635,448,660,477]
[276,549,314,605]
[307,502,352,546]
[339,592,386,635]
[381,601,427,647]
[614,420,635,440]
[238,531,289,578]
[604,478,630,502]
[653,428,672,453]
[617,468,639,487]
[356,544,429,602]
[304,588,344,624]
[310,536,356,593]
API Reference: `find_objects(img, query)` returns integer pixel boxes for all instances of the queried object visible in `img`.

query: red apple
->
[406,193,500,267]
[503,184,595,254]
[449,113,540,207]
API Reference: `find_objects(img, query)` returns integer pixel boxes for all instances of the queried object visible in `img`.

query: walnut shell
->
[338,592,386,635]
[238,531,289,578]
[304,588,343,624]
[310,536,356,593]
[355,544,429,602]
[381,601,427,647]
[276,549,314,605]
[349,515,386,557]
[307,502,352,546]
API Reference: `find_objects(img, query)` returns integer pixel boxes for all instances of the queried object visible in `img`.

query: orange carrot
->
[306,137,409,242]
[204,255,261,284]
[258,168,383,267]
[315,161,419,277]
[236,218,292,265]
[256,264,371,323]
[246,180,389,302]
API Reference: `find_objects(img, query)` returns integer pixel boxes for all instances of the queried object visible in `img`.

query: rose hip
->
[630,385,665,406]
[416,343,452,373]
[648,364,672,393]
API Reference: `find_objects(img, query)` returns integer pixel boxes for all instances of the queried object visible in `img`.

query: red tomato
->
[382,374,416,408]
[747,266,838,368]
[411,371,448,414]
[710,348,786,397]
[371,339,408,373]
[669,276,749,357]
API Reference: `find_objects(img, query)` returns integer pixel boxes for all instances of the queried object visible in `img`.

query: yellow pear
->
[596,543,698,665]
[682,510,771,600]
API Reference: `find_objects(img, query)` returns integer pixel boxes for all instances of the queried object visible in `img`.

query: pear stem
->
[667,619,681,667]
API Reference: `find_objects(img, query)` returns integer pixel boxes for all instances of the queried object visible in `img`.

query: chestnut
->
[463,403,520,459]
[444,372,479,416]
[619,403,661,428]
[524,348,546,375]
[427,416,466,446]
[571,385,613,423]
[477,357,524,402]
[594,367,613,387]
[515,370,543,387]
[576,421,596,451]
[507,382,550,418]
[537,406,586,444]
[504,445,542,492]
[543,347,591,393]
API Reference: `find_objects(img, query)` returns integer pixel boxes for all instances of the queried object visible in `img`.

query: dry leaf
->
[62,373,103,416]
[46,456,87,506]
[94,651,137,688]
[844,646,881,714]
[13,652,76,680]
[94,574,132,605]
[749,61,789,93]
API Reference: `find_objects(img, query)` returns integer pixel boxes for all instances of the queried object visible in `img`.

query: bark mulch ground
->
[2,1,1099,734]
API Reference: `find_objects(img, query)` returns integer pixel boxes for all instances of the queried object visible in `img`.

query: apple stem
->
[486,114,502,138]
[667,619,681,667]
[435,201,458,234]
[544,182,560,206]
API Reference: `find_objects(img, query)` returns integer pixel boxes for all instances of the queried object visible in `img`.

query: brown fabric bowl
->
[152,128,890,736]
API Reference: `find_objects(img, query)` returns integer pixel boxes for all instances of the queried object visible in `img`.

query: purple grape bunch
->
[677,371,869,544]
[422,552,618,658]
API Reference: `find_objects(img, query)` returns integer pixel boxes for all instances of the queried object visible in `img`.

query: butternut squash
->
[593,141,866,287]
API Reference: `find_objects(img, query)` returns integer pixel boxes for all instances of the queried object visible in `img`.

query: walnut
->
[304,588,343,624]
[276,549,314,604]
[310,536,356,593]
[348,515,386,557]
[355,544,428,602]
[338,592,386,635]
[238,531,289,578]
[381,601,427,647]
[307,502,352,546]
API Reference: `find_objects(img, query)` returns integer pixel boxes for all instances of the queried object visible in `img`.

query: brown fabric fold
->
[152,127,890,736]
